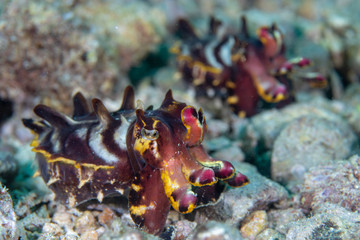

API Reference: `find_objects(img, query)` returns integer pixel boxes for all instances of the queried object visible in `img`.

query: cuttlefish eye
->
[141,128,159,140]
[181,106,206,146]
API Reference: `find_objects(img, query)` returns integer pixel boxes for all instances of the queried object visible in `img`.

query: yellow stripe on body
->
[177,55,222,74]
[129,203,155,216]
[30,131,114,171]
[32,147,114,171]
[30,132,40,148]
[131,183,143,192]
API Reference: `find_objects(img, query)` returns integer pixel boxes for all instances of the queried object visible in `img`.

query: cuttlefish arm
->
[128,164,170,235]
[189,145,249,187]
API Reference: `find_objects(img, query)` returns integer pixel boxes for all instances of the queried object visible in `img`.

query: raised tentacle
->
[119,86,135,111]
[209,16,222,36]
[159,89,187,116]
[160,89,175,108]
[34,105,71,128]
[176,18,199,40]
[240,15,249,39]
[92,98,113,125]
[72,92,90,119]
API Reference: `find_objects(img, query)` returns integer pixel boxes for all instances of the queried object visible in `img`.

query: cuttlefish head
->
[129,108,176,169]
[127,89,208,170]
[257,23,284,58]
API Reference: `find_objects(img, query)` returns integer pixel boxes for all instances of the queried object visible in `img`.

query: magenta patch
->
[215,161,235,179]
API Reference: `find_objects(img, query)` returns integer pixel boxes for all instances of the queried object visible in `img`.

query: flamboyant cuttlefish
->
[171,16,327,117]
[22,86,249,235]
